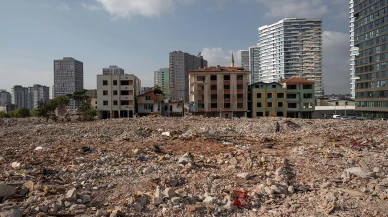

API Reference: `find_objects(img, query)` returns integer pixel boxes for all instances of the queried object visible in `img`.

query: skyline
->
[0,0,349,95]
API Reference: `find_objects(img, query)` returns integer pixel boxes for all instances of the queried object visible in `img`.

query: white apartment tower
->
[258,18,323,98]
[349,0,360,100]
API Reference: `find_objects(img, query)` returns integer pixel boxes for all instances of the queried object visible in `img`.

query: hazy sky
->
[0,0,349,95]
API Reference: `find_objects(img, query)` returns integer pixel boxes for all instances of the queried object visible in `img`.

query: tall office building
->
[169,51,208,102]
[12,85,29,109]
[54,57,83,111]
[28,84,50,109]
[154,70,160,87]
[0,90,11,105]
[352,0,388,118]
[241,50,250,82]
[103,66,124,75]
[258,18,323,98]
[350,0,360,100]
[249,46,260,85]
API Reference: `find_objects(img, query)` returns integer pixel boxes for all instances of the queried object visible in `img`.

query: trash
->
[11,162,21,169]
[221,141,234,145]
[34,146,43,151]
[344,167,373,178]
[151,145,162,153]
[162,132,172,137]
[42,168,58,175]
[232,190,248,208]
[136,156,148,161]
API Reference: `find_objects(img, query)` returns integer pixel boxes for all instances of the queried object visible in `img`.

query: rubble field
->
[1,117,388,217]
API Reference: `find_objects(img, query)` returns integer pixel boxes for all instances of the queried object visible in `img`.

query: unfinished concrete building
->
[189,66,249,118]
[97,68,141,119]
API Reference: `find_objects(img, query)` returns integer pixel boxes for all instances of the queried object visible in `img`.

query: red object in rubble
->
[232,190,248,208]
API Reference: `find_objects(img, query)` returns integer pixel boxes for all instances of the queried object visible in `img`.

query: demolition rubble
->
[0,117,388,217]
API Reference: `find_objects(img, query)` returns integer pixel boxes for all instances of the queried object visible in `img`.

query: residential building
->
[28,84,50,109]
[12,85,29,109]
[258,18,323,98]
[158,68,170,99]
[349,0,360,100]
[140,87,153,95]
[248,82,287,118]
[314,98,356,118]
[249,46,260,84]
[162,100,184,117]
[103,65,124,75]
[86,89,97,99]
[281,77,315,118]
[0,90,11,105]
[53,57,83,111]
[169,51,208,102]
[189,66,249,118]
[154,70,160,87]
[241,50,249,72]
[136,89,164,117]
[96,66,140,119]
[353,0,388,118]
[0,103,16,114]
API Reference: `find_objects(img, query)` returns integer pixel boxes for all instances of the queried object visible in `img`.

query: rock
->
[153,187,164,205]
[132,149,139,154]
[163,188,175,198]
[23,181,34,192]
[229,157,238,165]
[321,182,332,189]
[288,185,295,194]
[380,194,388,200]
[178,153,193,165]
[168,179,178,187]
[64,188,77,201]
[161,132,172,137]
[373,167,381,173]
[109,214,117,217]
[80,195,91,203]
[11,162,21,169]
[271,185,282,194]
[0,209,23,217]
[186,205,196,213]
[95,209,108,217]
[171,197,181,205]
[0,184,16,198]
[39,205,49,213]
[143,167,154,175]
[264,187,274,195]
[344,167,373,178]
[133,202,143,212]
[236,172,251,180]
[203,195,215,204]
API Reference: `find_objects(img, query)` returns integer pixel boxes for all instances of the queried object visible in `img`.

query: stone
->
[95,209,108,217]
[11,162,21,169]
[0,184,16,198]
[229,157,238,165]
[264,187,274,195]
[23,181,34,192]
[380,194,388,200]
[168,179,178,187]
[64,188,77,201]
[171,197,181,205]
[133,202,143,212]
[373,167,381,173]
[203,195,215,204]
[178,153,193,165]
[39,205,49,213]
[321,182,332,189]
[153,187,164,205]
[186,205,196,213]
[143,167,154,175]
[163,188,175,198]
[271,185,282,194]
[236,172,251,180]
[0,209,23,217]
[288,185,295,194]
[132,149,139,154]
[80,195,91,203]
[109,214,118,217]
[344,167,373,178]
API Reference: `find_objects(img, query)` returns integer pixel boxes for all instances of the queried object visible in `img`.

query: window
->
[113,100,118,105]
[267,93,272,98]
[103,90,108,95]
[257,102,262,107]
[198,103,204,108]
[288,103,297,108]
[268,102,272,107]
[237,103,243,108]
[103,80,108,85]
[256,112,264,117]
[303,84,312,89]
[272,85,276,88]
[224,85,230,90]
[237,75,243,80]
[303,93,313,99]
[211,85,217,90]
[113,80,118,85]
[224,94,230,99]
[287,85,297,90]
[224,103,230,108]
[144,104,152,110]
[211,94,217,99]
[277,93,284,98]
[278,102,283,107]
[277,112,283,117]
[237,94,243,99]
[257,93,262,98]
[113,90,118,95]
[146,96,151,100]
[211,103,217,108]
[224,75,230,80]
[237,85,243,90]
[103,101,108,105]
[211,75,217,80]
[287,94,297,99]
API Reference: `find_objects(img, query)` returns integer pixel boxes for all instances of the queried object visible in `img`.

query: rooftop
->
[190,66,246,73]
[281,77,314,84]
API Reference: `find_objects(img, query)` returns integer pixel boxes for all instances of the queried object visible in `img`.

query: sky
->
[0,0,350,95]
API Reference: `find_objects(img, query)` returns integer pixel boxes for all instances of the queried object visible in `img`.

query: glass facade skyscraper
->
[353,0,388,118]
[258,18,323,98]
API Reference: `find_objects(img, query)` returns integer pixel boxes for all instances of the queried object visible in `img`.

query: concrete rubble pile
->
[0,117,388,216]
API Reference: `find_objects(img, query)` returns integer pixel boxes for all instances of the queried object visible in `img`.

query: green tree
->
[36,96,70,122]
[0,111,9,118]
[68,90,96,121]
[16,108,30,118]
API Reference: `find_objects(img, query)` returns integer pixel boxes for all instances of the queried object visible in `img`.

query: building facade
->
[96,67,140,119]
[136,89,164,116]
[241,50,249,72]
[159,68,170,99]
[140,87,153,95]
[248,82,287,118]
[353,0,388,118]
[249,46,260,85]
[12,85,29,109]
[169,51,208,102]
[189,66,249,118]
[350,0,360,100]
[28,84,50,109]
[281,77,315,118]
[103,66,124,75]
[154,70,160,87]
[258,18,323,98]
[0,90,11,105]
[53,57,83,111]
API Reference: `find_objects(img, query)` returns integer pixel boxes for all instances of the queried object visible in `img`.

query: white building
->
[96,67,141,119]
[349,0,360,100]
[258,18,323,98]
